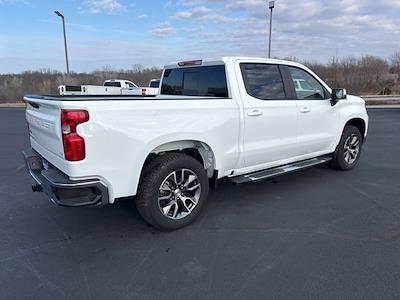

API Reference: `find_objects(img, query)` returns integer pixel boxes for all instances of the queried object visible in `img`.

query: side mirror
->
[330,88,347,106]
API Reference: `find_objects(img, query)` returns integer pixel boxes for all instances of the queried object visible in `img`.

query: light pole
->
[268,1,275,58]
[54,11,70,74]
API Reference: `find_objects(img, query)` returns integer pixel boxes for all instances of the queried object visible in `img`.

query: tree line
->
[306,52,400,95]
[0,65,162,103]
[1,53,400,103]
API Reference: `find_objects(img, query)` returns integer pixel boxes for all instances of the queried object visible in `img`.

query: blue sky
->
[1,0,400,73]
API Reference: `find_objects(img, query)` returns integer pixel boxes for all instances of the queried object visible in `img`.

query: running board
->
[231,156,332,184]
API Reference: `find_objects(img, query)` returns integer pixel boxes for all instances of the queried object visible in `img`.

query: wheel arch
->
[345,118,366,140]
[141,139,217,179]
[331,116,367,153]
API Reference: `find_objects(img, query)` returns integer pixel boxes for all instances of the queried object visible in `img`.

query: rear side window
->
[240,63,286,100]
[161,65,228,97]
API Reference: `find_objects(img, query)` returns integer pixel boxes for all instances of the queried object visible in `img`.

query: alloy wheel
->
[157,169,201,220]
[343,133,360,164]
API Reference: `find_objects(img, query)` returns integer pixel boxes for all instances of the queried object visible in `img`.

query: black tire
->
[136,153,209,231]
[330,125,363,170]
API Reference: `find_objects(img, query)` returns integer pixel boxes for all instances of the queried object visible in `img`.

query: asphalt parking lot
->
[0,108,399,299]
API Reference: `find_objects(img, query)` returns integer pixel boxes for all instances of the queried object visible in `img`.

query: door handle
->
[247,109,263,117]
[300,106,311,113]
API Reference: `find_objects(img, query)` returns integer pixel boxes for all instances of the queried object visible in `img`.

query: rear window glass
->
[149,80,160,88]
[240,63,286,100]
[161,65,228,97]
[104,82,121,87]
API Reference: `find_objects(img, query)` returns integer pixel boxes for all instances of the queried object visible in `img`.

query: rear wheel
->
[331,125,362,170]
[136,153,209,230]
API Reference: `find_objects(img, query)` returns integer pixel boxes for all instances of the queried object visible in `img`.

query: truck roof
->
[105,79,129,82]
[164,56,306,69]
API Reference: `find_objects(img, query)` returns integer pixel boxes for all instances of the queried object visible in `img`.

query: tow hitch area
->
[32,184,43,192]
[22,148,110,207]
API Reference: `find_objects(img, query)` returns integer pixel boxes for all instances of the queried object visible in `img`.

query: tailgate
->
[25,98,64,159]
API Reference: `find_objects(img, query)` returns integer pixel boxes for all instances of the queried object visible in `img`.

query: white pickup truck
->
[23,57,368,230]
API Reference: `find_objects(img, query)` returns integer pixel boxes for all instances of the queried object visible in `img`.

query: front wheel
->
[136,153,209,230]
[330,125,363,170]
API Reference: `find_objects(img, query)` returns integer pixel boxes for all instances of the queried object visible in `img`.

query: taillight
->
[61,110,89,161]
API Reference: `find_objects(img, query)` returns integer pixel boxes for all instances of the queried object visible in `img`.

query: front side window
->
[161,65,228,97]
[288,67,326,100]
[240,63,286,100]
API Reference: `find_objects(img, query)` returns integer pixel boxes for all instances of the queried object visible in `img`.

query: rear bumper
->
[23,148,109,207]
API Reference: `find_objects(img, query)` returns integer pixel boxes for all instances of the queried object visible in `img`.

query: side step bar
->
[231,156,332,184]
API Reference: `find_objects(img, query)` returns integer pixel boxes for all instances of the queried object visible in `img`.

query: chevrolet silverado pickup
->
[23,57,369,230]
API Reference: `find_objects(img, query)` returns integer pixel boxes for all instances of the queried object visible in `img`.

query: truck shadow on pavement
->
[20,164,338,236]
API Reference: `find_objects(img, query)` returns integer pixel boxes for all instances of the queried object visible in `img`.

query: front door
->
[238,62,299,169]
[286,66,339,156]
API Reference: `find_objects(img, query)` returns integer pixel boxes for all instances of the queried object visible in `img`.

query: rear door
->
[284,65,339,156]
[238,62,299,168]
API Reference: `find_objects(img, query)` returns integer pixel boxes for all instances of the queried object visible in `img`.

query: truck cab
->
[103,79,138,89]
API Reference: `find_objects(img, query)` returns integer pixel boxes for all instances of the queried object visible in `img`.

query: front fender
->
[333,96,368,149]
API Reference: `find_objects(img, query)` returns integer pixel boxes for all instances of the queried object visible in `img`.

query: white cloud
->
[136,14,148,19]
[174,5,237,23]
[166,0,400,62]
[174,6,211,19]
[179,0,226,6]
[149,23,176,37]
[3,0,400,73]
[86,0,126,14]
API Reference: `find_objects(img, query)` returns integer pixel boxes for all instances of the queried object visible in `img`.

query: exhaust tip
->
[32,184,43,192]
